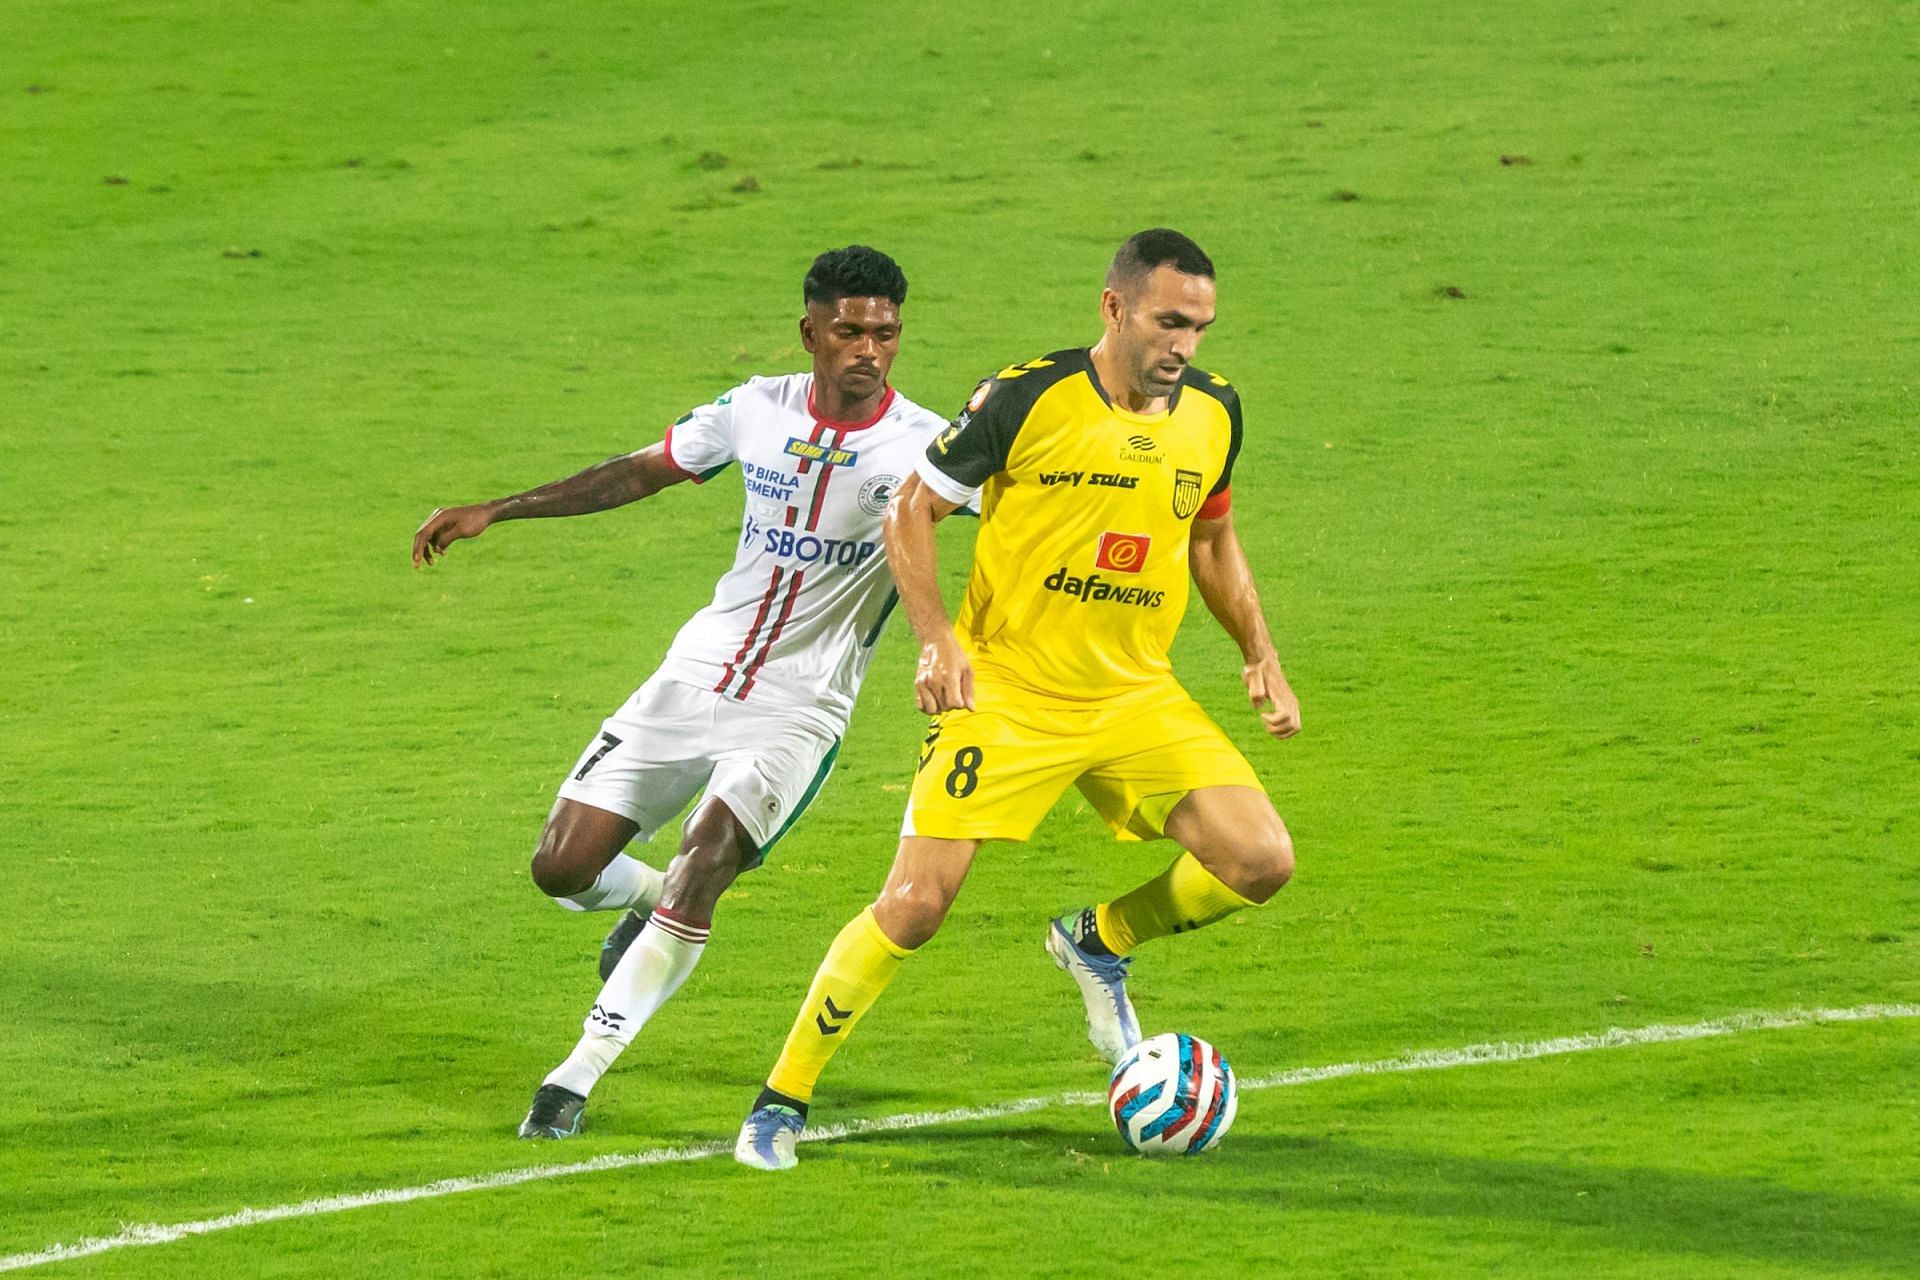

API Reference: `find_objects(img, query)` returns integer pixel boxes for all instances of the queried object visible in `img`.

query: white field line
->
[4,1001,1914,1274]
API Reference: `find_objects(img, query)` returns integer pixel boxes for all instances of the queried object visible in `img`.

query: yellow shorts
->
[902,684,1262,843]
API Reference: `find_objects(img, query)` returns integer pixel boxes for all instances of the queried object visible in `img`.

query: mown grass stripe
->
[5,1002,1913,1274]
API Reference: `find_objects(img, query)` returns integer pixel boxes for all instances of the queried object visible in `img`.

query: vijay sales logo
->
[1043,567,1164,608]
[1038,469,1139,489]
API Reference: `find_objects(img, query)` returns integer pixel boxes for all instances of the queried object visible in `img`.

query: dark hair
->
[1107,228,1214,292]
[804,245,908,307]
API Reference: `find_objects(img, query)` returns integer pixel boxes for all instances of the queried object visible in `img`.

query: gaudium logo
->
[1095,531,1151,574]
[1119,433,1162,465]
[858,474,899,516]
[1172,468,1204,519]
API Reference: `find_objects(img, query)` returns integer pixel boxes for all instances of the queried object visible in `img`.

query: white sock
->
[543,908,710,1097]
[557,853,665,913]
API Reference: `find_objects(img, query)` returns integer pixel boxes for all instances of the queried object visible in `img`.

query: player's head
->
[1099,229,1216,400]
[800,245,908,405]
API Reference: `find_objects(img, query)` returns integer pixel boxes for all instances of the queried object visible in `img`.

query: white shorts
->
[554,674,841,862]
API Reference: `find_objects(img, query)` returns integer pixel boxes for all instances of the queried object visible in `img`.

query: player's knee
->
[1240,825,1295,904]
[873,882,951,950]
[528,845,593,898]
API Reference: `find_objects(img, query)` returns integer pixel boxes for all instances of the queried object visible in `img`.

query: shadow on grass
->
[846,1126,1919,1272]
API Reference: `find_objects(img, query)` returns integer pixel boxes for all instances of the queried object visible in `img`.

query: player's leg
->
[534,681,724,917]
[532,797,757,1123]
[518,683,727,1137]
[736,700,1077,1169]
[1094,784,1293,949]
[526,714,838,1137]
[1051,698,1287,1060]
[736,834,978,1170]
[769,834,981,1096]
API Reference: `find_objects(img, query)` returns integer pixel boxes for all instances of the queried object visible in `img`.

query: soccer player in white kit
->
[411,247,950,1139]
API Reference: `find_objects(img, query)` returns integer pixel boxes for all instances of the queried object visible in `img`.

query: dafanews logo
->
[1044,567,1164,608]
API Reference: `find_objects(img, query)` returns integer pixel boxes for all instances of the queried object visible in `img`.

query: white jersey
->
[653,373,948,733]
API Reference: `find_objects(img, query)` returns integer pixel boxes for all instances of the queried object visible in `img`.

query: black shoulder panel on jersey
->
[925,349,1088,490]
[1181,365,1244,496]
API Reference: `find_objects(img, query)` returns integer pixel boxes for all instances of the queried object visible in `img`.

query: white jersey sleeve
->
[663,383,747,482]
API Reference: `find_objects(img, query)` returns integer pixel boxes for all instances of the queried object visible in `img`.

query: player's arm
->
[1189,510,1300,739]
[883,472,971,714]
[890,374,1021,713]
[411,442,692,567]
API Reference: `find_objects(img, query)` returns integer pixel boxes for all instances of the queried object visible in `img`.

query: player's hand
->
[915,635,975,715]
[412,504,495,567]
[1243,653,1300,739]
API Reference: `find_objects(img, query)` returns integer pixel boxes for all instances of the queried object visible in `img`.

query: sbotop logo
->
[743,515,880,568]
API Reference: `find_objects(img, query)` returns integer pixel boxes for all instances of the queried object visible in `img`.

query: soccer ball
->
[1108,1032,1238,1155]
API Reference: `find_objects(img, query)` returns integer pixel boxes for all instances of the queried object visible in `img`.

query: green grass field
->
[4,0,1918,1274]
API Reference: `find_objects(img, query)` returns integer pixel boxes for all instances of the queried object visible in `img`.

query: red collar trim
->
[808,383,895,431]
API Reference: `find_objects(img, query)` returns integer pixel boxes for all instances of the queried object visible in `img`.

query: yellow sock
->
[1095,852,1255,956]
[765,907,914,1103]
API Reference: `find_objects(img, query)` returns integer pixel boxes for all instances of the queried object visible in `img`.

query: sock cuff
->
[1174,851,1257,909]
[648,906,712,945]
[858,906,916,959]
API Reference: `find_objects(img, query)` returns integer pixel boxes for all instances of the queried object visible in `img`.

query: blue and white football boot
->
[734,1103,805,1171]
[1047,910,1143,1064]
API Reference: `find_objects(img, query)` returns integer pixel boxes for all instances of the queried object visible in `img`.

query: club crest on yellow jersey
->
[1173,468,1204,519]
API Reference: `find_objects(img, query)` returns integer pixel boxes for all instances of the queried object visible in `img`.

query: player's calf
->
[655,797,757,923]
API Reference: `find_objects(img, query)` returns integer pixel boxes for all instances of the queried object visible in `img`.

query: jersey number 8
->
[944,746,984,799]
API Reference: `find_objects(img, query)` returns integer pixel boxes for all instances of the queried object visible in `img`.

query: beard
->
[1136,362,1181,397]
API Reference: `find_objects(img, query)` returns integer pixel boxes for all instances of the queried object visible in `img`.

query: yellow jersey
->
[915,348,1243,705]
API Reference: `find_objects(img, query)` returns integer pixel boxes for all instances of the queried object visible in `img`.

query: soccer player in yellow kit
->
[735,229,1301,1169]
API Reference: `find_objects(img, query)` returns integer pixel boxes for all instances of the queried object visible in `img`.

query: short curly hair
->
[803,245,909,307]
